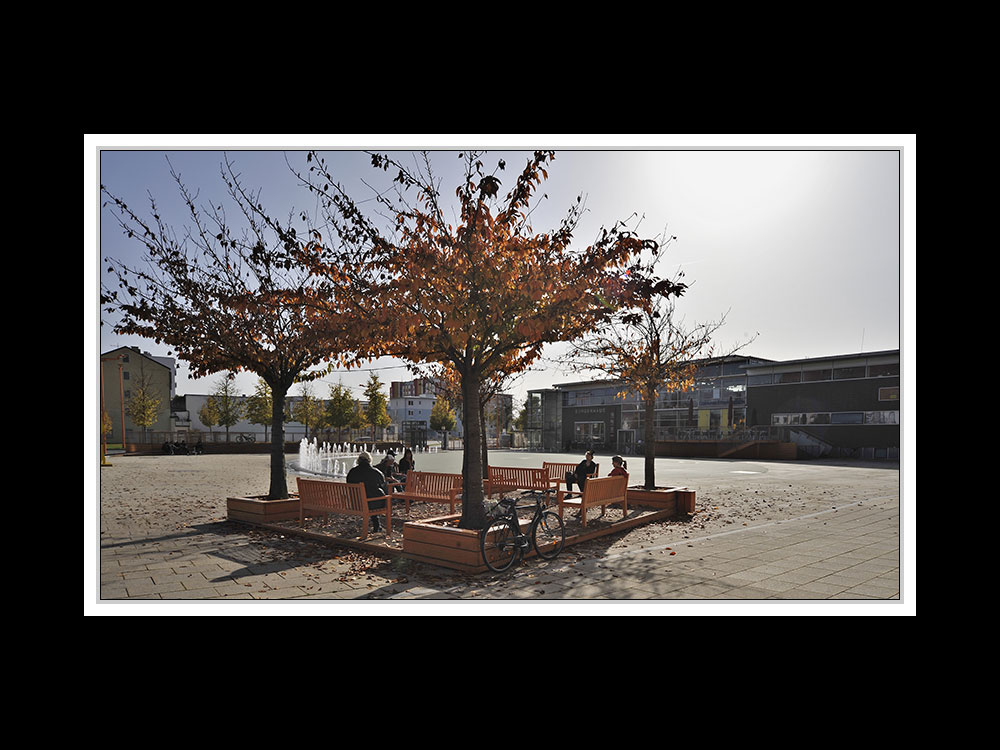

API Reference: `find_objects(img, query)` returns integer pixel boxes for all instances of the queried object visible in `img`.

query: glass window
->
[834,366,866,380]
[831,412,864,424]
[747,373,772,386]
[574,422,605,442]
[879,387,900,401]
[775,371,801,384]
[869,363,899,377]
[865,410,899,425]
[802,369,832,382]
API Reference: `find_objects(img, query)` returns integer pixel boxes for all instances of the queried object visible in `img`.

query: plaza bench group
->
[295,461,630,538]
[296,471,462,538]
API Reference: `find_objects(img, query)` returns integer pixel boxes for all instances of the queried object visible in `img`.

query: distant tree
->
[326,380,356,443]
[512,394,532,431]
[198,397,219,436]
[565,296,756,489]
[350,399,368,440]
[124,366,162,443]
[210,375,244,441]
[291,383,326,439]
[101,155,355,499]
[363,373,391,442]
[244,378,274,441]
[430,397,457,449]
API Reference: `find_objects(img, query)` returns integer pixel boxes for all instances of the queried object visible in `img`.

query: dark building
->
[525,349,900,460]
[526,355,773,454]
[744,349,899,460]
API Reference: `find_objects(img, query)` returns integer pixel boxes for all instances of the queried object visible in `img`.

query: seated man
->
[564,450,598,492]
[346,452,390,531]
[376,451,404,488]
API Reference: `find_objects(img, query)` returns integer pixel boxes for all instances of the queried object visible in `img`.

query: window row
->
[748,362,898,386]
[564,378,747,407]
[771,410,899,426]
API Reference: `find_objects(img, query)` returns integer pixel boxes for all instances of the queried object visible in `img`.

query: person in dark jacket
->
[565,451,598,492]
[398,448,415,476]
[346,452,390,532]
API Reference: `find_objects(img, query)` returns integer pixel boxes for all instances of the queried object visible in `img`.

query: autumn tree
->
[564,296,756,489]
[363,373,391,442]
[101,155,353,499]
[124,366,162,443]
[245,378,274,441]
[350,399,368,440]
[326,380,356,443]
[271,150,684,529]
[429,397,457,450]
[210,375,245,441]
[291,383,326,439]
[198,398,219,437]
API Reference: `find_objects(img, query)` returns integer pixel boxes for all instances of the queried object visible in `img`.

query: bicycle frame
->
[482,493,565,572]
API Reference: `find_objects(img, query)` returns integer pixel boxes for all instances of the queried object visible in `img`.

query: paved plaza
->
[89,449,910,613]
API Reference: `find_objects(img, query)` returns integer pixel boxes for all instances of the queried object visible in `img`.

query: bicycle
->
[235,433,256,443]
[480,494,565,573]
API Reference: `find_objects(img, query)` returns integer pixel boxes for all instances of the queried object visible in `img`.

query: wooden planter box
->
[402,514,492,574]
[625,486,696,514]
[227,493,300,523]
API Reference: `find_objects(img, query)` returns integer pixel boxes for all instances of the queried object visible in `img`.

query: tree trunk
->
[479,401,489,480]
[459,370,487,530]
[268,386,289,500]
[643,390,656,490]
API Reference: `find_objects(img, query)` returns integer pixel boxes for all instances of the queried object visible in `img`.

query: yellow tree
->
[565,297,756,489]
[281,150,686,528]
[123,367,163,443]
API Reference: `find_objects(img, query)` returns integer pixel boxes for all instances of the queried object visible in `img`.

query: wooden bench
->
[485,466,552,500]
[393,471,463,514]
[296,477,391,539]
[543,461,599,490]
[557,475,628,528]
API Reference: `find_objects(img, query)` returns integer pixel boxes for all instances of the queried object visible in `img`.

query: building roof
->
[100,346,171,372]
[551,354,774,390]
[742,348,899,371]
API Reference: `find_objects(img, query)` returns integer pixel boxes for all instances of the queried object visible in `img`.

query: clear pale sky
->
[89,135,913,408]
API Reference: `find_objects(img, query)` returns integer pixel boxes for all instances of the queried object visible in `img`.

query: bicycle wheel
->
[481,516,521,573]
[532,510,565,559]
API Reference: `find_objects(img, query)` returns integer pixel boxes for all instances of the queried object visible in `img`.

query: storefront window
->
[574,422,605,443]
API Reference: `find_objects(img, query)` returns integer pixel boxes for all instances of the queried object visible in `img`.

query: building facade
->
[743,349,900,459]
[389,392,438,446]
[100,346,175,447]
[526,355,770,454]
[526,349,900,459]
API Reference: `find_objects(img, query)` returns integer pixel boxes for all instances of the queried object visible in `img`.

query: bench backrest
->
[543,461,599,479]
[488,466,549,489]
[404,471,462,498]
[582,475,628,503]
[296,478,367,512]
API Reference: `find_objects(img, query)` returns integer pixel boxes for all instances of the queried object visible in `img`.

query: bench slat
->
[393,471,462,513]
[556,475,627,528]
[296,477,391,538]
